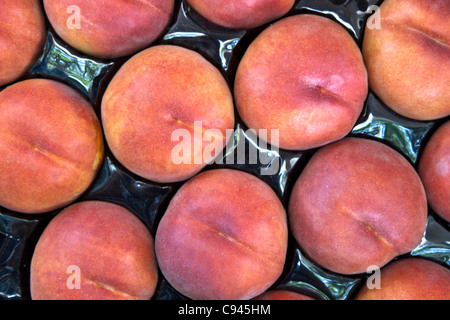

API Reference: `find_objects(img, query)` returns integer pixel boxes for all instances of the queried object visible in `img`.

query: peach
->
[0,0,46,87]
[355,258,450,300]
[0,79,103,214]
[186,0,295,29]
[288,137,428,275]
[30,201,158,300]
[418,120,450,222]
[101,45,235,184]
[154,169,288,300]
[362,0,450,120]
[254,290,315,300]
[234,14,368,151]
[43,0,174,59]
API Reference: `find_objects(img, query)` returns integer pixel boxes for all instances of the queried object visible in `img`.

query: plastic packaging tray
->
[0,0,448,300]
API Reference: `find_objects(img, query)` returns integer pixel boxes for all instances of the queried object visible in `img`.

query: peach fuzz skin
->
[155,169,288,300]
[234,14,368,151]
[0,79,104,214]
[362,0,450,120]
[101,45,235,184]
[186,0,295,29]
[288,137,428,275]
[43,0,174,59]
[0,0,46,87]
[30,201,159,300]
[355,258,450,300]
[254,290,315,300]
[418,120,450,222]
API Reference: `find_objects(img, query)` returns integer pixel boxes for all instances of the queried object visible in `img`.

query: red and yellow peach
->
[234,14,368,151]
[355,258,450,300]
[30,201,158,300]
[0,79,103,214]
[288,137,428,275]
[186,0,295,29]
[0,0,46,86]
[101,45,235,184]
[43,0,175,59]
[418,120,450,222]
[362,0,450,120]
[155,169,288,300]
[254,290,315,300]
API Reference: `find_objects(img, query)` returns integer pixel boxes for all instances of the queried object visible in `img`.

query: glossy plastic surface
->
[0,0,448,300]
